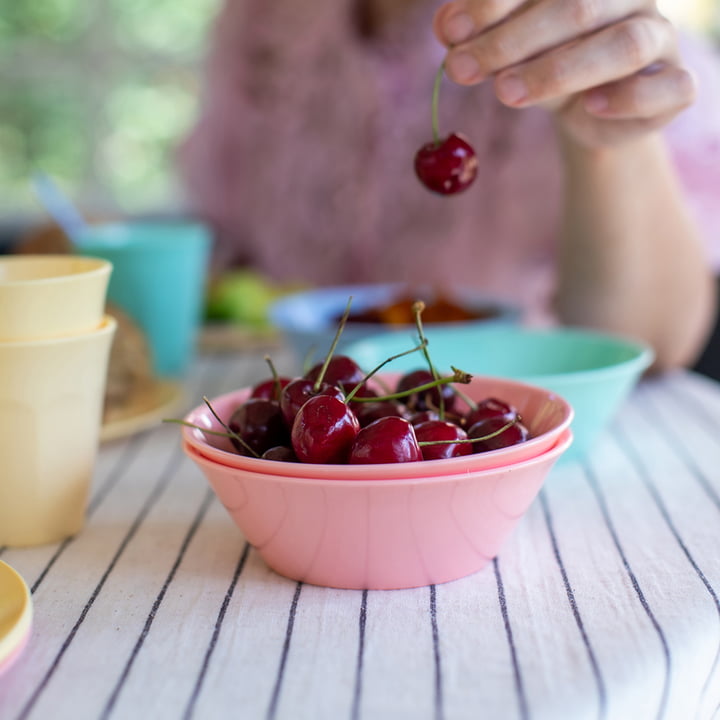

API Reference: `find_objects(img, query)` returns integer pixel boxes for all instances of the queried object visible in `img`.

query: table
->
[2,348,720,720]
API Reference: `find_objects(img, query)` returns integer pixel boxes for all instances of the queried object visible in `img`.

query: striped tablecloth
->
[1,349,720,720]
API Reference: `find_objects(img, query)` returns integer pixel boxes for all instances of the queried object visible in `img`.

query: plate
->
[101,379,185,442]
[0,561,33,676]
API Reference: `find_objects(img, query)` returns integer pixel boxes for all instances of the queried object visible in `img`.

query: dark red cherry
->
[280,378,345,427]
[468,416,529,453]
[354,400,407,428]
[228,398,290,456]
[291,395,361,464]
[349,416,422,464]
[465,397,518,428]
[397,369,456,413]
[305,355,365,391]
[414,420,472,461]
[414,133,478,195]
[262,446,299,462]
[250,376,292,402]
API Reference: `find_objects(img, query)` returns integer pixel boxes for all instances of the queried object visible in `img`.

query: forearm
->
[554,130,716,370]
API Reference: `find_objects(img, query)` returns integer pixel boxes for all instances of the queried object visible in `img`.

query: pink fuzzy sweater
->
[179,0,720,317]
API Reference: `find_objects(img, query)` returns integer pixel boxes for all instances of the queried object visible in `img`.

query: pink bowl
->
[181,374,573,479]
[183,428,572,590]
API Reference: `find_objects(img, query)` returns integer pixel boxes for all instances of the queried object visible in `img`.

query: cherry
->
[262,446,299,462]
[305,355,365,391]
[279,378,345,426]
[228,398,290,456]
[468,416,529,453]
[414,63,477,195]
[465,397,518,428]
[291,394,361,463]
[354,400,407,428]
[250,376,292,402]
[349,416,422,464]
[414,420,472,461]
[397,369,456,413]
[415,133,478,195]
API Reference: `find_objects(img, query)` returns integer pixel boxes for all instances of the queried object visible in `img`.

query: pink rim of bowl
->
[181,374,574,480]
[183,428,573,590]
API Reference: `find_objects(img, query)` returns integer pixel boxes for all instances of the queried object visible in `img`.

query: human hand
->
[432,0,697,148]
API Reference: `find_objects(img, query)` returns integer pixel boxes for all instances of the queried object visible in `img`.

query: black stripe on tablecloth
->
[266,581,303,720]
[538,490,607,719]
[430,584,445,720]
[99,487,215,720]
[584,461,671,720]
[183,541,251,720]
[29,432,150,595]
[14,446,185,720]
[493,557,529,720]
[613,426,720,713]
[638,383,720,514]
[350,589,368,720]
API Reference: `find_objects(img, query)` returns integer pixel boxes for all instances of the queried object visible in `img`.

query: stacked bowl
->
[181,373,574,590]
[0,255,116,546]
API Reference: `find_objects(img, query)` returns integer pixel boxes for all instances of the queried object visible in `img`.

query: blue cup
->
[75,221,211,377]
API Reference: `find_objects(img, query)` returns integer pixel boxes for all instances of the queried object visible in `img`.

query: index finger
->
[433,0,529,46]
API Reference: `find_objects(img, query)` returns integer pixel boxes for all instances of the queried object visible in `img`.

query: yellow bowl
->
[0,316,116,546]
[0,254,111,341]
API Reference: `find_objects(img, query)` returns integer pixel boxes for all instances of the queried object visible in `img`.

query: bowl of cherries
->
[177,308,573,590]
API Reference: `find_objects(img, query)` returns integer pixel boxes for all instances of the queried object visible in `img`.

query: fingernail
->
[443,13,474,44]
[585,90,608,113]
[446,51,481,82]
[496,73,527,104]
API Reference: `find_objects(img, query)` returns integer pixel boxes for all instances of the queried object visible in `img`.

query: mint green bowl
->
[344,326,654,460]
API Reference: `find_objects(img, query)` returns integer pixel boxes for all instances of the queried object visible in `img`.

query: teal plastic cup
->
[75,221,211,377]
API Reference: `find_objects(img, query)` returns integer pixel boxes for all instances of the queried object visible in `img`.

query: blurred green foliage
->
[0,0,219,218]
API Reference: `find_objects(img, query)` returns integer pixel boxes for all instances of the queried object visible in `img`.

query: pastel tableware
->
[0,561,33,676]
[268,283,520,364]
[184,429,572,590]
[74,221,211,377]
[345,325,654,460]
[0,255,111,341]
[182,374,573,479]
[0,316,116,547]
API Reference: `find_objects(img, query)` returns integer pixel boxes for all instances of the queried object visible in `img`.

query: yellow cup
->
[0,316,117,546]
[0,255,111,341]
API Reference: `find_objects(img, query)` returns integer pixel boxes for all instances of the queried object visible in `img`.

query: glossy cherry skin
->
[280,378,345,427]
[354,400,407,428]
[305,355,365,393]
[349,416,422,464]
[465,397,518,428]
[468,416,530,453]
[250,376,292,402]
[396,369,456,414]
[414,420,472,461]
[291,395,361,464]
[228,398,290,456]
[414,132,478,195]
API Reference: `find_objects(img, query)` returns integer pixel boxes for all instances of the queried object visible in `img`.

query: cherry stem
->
[431,62,445,146]
[448,367,478,411]
[417,418,518,446]
[412,300,444,419]
[263,354,282,401]
[351,367,473,403]
[202,396,260,457]
[345,338,429,403]
[313,296,353,393]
